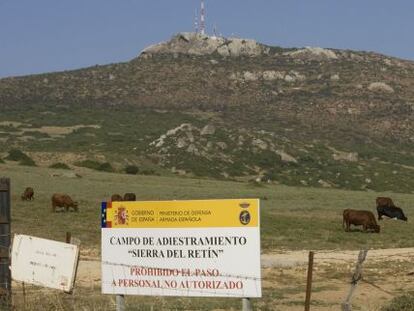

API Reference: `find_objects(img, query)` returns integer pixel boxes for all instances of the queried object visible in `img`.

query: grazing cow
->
[343,209,380,233]
[377,205,407,221]
[111,194,123,202]
[376,197,395,209]
[21,187,34,201]
[123,193,136,201]
[51,193,78,212]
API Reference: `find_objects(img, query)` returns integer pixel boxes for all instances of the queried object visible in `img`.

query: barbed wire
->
[361,279,393,295]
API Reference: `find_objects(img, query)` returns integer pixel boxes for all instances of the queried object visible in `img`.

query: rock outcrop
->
[140,33,269,58]
[285,47,338,61]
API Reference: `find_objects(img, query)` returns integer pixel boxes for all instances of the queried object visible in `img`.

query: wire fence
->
[5,247,414,309]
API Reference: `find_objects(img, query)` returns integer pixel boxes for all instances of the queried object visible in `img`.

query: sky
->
[1,0,413,78]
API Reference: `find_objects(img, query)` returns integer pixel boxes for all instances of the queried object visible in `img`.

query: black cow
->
[377,205,407,221]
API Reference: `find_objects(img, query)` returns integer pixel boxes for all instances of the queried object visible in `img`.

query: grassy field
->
[3,162,414,255]
[3,162,414,310]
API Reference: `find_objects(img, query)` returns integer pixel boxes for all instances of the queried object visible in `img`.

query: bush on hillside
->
[19,157,36,167]
[49,162,71,170]
[141,169,157,176]
[5,149,30,162]
[74,160,101,170]
[75,160,114,172]
[5,149,36,166]
[97,162,114,172]
[0,158,4,164]
[125,165,139,175]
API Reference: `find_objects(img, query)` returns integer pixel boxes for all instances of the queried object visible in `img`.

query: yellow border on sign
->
[105,199,259,228]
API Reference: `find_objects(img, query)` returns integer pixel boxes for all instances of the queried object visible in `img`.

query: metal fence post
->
[242,298,252,311]
[0,178,11,310]
[116,295,125,311]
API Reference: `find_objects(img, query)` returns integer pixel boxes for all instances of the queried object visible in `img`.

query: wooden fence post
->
[304,251,314,311]
[0,178,11,310]
[65,231,81,297]
[342,249,368,311]
[65,232,71,244]
[242,298,252,311]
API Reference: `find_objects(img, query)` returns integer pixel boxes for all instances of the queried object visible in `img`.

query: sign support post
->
[242,298,252,311]
[0,178,11,310]
[116,295,125,311]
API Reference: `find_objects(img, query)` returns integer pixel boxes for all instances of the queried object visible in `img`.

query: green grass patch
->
[382,295,414,311]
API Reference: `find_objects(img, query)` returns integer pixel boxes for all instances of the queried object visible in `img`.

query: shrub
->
[19,157,36,166]
[141,169,157,176]
[74,160,101,170]
[97,162,114,172]
[125,165,139,175]
[49,162,71,170]
[0,158,4,164]
[5,149,36,166]
[75,160,114,172]
[5,149,30,162]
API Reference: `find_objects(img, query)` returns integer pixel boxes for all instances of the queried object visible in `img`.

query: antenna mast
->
[194,8,199,33]
[200,0,205,35]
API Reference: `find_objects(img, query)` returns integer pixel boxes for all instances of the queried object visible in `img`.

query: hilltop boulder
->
[140,33,268,58]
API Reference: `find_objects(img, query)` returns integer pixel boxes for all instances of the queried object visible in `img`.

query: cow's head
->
[395,206,408,221]
[370,224,380,233]
[72,201,79,211]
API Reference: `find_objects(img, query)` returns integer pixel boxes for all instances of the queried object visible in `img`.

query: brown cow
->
[111,194,123,202]
[51,193,78,212]
[123,193,136,201]
[21,187,34,201]
[343,209,380,233]
[376,197,395,209]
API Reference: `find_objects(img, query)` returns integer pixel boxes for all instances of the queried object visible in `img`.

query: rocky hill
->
[0,33,413,192]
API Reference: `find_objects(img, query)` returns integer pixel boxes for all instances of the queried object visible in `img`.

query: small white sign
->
[11,234,79,292]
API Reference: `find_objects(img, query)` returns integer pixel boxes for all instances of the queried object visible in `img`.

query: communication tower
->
[200,0,205,35]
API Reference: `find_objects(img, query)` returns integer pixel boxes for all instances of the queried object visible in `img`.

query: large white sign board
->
[101,199,261,297]
[11,234,79,292]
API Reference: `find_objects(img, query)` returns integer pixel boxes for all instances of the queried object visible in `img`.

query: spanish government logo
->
[239,210,251,225]
[115,206,129,226]
[239,202,251,209]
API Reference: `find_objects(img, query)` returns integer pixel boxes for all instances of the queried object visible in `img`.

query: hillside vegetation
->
[0,33,413,192]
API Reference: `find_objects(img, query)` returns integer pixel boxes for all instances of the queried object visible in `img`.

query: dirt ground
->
[73,247,414,311]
